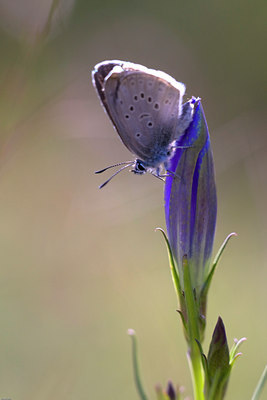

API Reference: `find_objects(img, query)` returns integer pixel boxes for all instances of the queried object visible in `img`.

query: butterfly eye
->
[125,114,130,119]
[137,164,145,171]
[129,105,134,112]
[140,92,145,99]
[147,96,152,103]
[133,95,138,101]
[135,161,146,172]
[147,121,153,128]
[135,132,141,138]
[154,103,159,110]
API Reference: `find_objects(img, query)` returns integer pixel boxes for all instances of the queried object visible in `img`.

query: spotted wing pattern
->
[92,61,186,167]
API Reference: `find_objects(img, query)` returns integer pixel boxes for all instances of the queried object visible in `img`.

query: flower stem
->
[187,344,205,400]
[183,256,205,400]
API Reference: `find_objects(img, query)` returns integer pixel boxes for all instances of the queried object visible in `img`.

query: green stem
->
[183,256,205,400]
[187,344,205,400]
[158,231,205,399]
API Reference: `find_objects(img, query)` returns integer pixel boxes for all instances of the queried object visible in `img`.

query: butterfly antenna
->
[98,163,133,189]
[95,161,133,174]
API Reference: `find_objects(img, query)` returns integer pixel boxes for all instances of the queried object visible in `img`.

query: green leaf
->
[128,329,149,400]
[199,233,237,329]
[156,228,186,317]
[176,309,188,338]
[251,365,267,400]
[202,232,237,297]
[195,339,209,380]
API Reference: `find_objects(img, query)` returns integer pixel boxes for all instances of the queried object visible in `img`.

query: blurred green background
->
[0,0,266,399]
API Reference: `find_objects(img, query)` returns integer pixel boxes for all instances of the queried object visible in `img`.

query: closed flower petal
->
[164,98,217,293]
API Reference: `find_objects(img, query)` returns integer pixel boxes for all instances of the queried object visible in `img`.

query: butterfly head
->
[132,159,148,175]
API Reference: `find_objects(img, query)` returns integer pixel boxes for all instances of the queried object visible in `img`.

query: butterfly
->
[92,60,193,188]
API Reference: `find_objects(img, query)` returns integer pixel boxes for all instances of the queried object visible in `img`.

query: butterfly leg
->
[153,167,181,180]
[165,170,181,179]
[151,173,165,182]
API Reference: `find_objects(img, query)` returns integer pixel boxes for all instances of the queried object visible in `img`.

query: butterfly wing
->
[92,61,122,128]
[92,61,186,166]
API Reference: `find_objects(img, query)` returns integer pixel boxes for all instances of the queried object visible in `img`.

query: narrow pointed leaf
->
[156,228,182,299]
[202,232,237,297]
[195,339,209,378]
[251,365,267,400]
[128,329,148,400]
[176,309,188,336]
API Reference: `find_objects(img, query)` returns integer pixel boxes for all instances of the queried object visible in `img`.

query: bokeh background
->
[0,0,266,399]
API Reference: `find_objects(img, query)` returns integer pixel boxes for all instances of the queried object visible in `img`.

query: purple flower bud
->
[207,317,229,369]
[205,317,230,398]
[165,98,217,294]
[166,380,176,400]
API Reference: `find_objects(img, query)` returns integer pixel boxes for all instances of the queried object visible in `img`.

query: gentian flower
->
[162,98,218,399]
[165,98,217,299]
[161,98,245,400]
